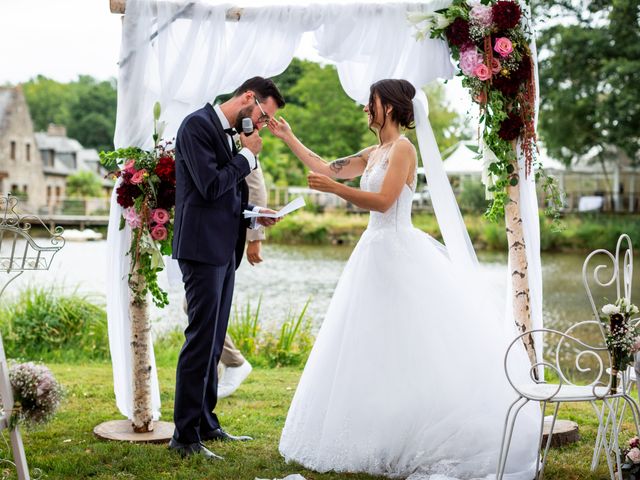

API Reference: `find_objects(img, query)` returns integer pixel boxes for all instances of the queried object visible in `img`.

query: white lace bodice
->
[359,139,417,232]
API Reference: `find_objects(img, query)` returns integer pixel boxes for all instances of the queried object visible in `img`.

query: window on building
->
[47,185,52,202]
[26,143,31,161]
[11,184,18,193]
[23,185,28,194]
[55,186,61,198]
[10,141,16,160]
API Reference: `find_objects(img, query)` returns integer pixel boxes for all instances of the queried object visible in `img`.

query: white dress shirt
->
[213,104,263,228]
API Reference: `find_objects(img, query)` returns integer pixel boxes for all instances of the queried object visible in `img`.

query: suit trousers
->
[173,255,235,444]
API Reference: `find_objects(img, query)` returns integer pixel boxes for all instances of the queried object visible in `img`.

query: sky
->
[0,0,471,113]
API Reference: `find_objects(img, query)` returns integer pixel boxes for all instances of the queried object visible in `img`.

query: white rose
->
[628,447,640,464]
[602,304,620,315]
[631,305,639,315]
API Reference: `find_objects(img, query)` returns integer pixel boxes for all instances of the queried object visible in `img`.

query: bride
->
[268,79,539,480]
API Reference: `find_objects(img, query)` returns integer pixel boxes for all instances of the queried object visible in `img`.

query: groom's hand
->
[256,208,281,227]
[246,240,263,265]
[240,131,262,156]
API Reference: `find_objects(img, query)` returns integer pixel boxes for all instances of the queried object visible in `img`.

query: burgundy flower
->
[446,18,471,48]
[121,170,133,184]
[511,55,532,83]
[155,155,175,184]
[492,75,521,97]
[116,182,142,209]
[498,112,524,141]
[492,1,522,30]
[156,183,176,210]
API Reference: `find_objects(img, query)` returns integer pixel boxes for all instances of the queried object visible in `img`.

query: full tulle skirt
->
[279,226,540,479]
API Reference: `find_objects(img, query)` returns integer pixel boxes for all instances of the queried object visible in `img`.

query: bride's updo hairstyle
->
[368,79,416,131]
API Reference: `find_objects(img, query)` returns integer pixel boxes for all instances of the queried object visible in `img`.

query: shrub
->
[0,286,109,361]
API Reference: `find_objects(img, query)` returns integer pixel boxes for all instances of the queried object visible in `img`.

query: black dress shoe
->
[201,427,253,442]
[168,437,224,459]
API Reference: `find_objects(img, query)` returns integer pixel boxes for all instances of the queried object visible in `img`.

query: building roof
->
[34,132,84,153]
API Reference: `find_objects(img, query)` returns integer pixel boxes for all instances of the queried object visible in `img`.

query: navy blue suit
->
[171,103,255,444]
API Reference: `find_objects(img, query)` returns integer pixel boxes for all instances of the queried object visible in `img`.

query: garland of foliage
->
[410,0,562,223]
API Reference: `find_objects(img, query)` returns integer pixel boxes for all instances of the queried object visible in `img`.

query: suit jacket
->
[172,103,254,269]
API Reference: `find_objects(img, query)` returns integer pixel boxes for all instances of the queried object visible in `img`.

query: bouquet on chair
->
[600,298,640,394]
[621,436,640,479]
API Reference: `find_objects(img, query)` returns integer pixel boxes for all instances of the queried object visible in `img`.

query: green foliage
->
[536,0,640,167]
[66,170,104,198]
[225,297,314,367]
[0,287,109,362]
[23,75,117,153]
[458,178,489,213]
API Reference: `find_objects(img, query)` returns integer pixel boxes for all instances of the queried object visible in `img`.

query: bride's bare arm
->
[307,140,416,213]
[268,116,373,179]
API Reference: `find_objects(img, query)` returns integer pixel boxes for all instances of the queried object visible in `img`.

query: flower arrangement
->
[600,298,640,393]
[100,103,175,308]
[6,362,63,428]
[622,436,640,479]
[409,0,562,223]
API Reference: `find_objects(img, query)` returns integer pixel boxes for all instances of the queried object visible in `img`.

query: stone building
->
[0,86,47,210]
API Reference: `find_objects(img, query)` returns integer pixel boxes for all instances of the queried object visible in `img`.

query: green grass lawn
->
[7,362,637,480]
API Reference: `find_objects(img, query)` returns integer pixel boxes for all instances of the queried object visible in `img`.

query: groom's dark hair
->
[234,77,285,108]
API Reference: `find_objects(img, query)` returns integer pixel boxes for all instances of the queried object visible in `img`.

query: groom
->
[170,77,285,459]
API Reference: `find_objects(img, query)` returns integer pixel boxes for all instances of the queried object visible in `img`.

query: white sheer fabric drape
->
[109,0,542,423]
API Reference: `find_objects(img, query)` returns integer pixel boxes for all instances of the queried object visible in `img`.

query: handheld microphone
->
[241,117,259,168]
[242,117,254,135]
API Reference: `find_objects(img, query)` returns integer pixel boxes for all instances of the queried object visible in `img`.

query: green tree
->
[67,76,117,153]
[22,75,74,130]
[66,171,103,198]
[535,0,640,167]
[23,75,117,153]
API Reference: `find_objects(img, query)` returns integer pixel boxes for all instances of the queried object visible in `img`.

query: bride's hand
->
[308,171,336,193]
[268,116,293,141]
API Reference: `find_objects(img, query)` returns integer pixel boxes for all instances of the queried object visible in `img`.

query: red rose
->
[155,155,175,183]
[156,183,176,210]
[492,1,522,30]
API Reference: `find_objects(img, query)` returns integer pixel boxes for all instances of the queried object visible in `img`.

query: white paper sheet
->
[243,196,305,218]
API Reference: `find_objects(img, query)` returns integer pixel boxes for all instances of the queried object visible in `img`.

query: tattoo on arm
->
[329,152,363,173]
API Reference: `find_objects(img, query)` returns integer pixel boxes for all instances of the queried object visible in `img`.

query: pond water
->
[4,239,638,341]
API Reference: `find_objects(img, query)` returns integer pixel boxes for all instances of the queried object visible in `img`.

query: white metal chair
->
[497,234,639,480]
[0,194,65,480]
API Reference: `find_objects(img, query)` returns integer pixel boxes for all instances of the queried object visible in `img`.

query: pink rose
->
[473,63,492,81]
[459,48,483,76]
[151,224,168,241]
[131,169,147,184]
[491,57,502,74]
[628,447,640,464]
[494,37,513,58]
[123,159,137,173]
[124,208,142,229]
[151,208,170,225]
[469,4,493,28]
[629,436,640,448]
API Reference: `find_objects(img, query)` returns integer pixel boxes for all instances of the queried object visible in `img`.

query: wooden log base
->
[542,419,579,448]
[94,420,174,444]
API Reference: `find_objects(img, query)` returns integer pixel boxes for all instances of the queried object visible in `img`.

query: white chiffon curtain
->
[109,0,542,419]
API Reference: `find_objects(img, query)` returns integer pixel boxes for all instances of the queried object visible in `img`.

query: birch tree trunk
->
[129,259,154,433]
[505,166,538,380]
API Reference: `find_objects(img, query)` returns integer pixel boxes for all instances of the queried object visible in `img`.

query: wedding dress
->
[279,139,540,480]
